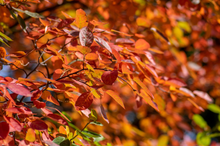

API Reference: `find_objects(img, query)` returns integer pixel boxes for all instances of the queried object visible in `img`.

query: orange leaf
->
[25,128,35,142]
[133,77,154,99]
[106,90,125,109]
[139,90,159,111]
[74,9,88,29]
[0,47,6,58]
[135,39,150,50]
[77,45,91,54]
[85,53,98,61]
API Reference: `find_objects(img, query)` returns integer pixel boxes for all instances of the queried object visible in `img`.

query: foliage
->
[0,0,219,145]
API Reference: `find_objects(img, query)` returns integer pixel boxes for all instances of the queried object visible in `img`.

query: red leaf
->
[57,18,74,29]
[41,108,53,115]
[79,27,94,47]
[75,92,93,111]
[33,100,46,109]
[0,122,9,139]
[101,70,118,85]
[47,114,68,125]
[31,90,42,101]
[4,116,22,132]
[136,95,143,108]
[100,105,109,123]
[5,107,24,114]
[30,119,48,131]
[7,82,32,97]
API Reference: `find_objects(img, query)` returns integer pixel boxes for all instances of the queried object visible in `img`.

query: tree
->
[0,0,219,145]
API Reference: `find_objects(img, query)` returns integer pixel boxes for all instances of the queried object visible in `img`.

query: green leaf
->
[107,143,113,146]
[17,14,27,31]
[53,136,66,144]
[196,132,211,146]
[81,130,102,138]
[208,104,220,113]
[62,111,72,121]
[90,121,103,126]
[0,32,12,41]
[192,114,207,128]
[12,7,44,18]
[0,37,10,47]
[89,109,98,121]
[60,139,70,146]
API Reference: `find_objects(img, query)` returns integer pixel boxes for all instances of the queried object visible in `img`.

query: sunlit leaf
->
[0,47,6,58]
[74,9,88,29]
[135,39,150,50]
[106,90,125,109]
[192,114,207,128]
[25,128,36,142]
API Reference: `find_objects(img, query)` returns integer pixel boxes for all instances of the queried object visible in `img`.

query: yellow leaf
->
[106,90,125,109]
[26,128,35,142]
[157,135,169,146]
[138,90,159,111]
[74,9,88,29]
[133,77,153,98]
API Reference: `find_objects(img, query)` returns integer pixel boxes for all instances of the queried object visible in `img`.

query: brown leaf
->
[79,27,94,47]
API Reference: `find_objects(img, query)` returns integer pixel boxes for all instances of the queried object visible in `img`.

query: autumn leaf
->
[74,9,88,29]
[30,119,48,130]
[135,39,150,50]
[25,128,36,142]
[106,90,125,109]
[7,82,32,97]
[85,53,98,61]
[75,92,94,110]
[79,27,94,47]
[0,122,9,139]
[101,70,118,85]
[0,47,6,58]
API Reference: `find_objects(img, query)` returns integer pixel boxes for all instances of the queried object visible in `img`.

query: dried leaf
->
[79,27,94,47]
[100,105,109,123]
[94,37,112,53]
